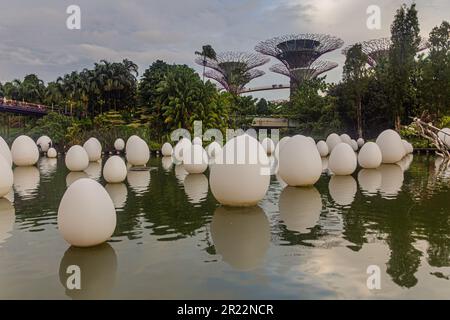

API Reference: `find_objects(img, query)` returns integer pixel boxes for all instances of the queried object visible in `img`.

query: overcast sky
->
[0,0,448,100]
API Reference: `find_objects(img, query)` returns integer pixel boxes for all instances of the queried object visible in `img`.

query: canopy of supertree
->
[270,60,338,84]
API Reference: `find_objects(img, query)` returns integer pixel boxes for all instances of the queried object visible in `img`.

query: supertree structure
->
[342,37,430,67]
[255,34,344,93]
[195,51,269,94]
[270,60,338,85]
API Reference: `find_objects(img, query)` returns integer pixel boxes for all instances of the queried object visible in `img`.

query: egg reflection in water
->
[0,198,15,246]
[329,175,357,206]
[161,156,173,171]
[127,170,150,195]
[379,164,404,199]
[59,243,117,299]
[183,174,208,205]
[358,169,382,196]
[66,172,89,187]
[105,183,128,209]
[211,206,270,271]
[84,161,102,180]
[321,157,328,172]
[38,157,57,177]
[175,164,188,185]
[279,187,322,233]
[13,166,40,199]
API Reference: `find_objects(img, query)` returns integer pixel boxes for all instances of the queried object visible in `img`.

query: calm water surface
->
[0,154,449,299]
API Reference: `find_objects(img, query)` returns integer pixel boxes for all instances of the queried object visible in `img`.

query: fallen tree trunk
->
[411,117,450,159]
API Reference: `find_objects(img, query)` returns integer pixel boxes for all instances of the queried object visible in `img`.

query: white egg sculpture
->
[0,137,12,167]
[357,138,365,148]
[58,178,116,247]
[210,134,270,206]
[402,139,414,154]
[358,142,382,169]
[161,142,173,157]
[83,138,102,162]
[376,129,405,164]
[183,144,208,174]
[0,155,13,198]
[65,145,89,172]
[126,136,149,166]
[192,137,202,146]
[340,133,352,145]
[261,138,275,155]
[173,138,191,162]
[328,143,357,175]
[326,133,342,152]
[36,135,52,153]
[278,135,322,186]
[47,148,57,158]
[114,138,125,152]
[206,141,222,158]
[103,156,127,183]
[316,140,329,157]
[274,136,290,160]
[438,128,450,148]
[11,135,39,166]
[350,139,358,151]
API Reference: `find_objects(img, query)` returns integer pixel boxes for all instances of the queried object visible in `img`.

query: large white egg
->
[183,173,208,204]
[58,178,116,247]
[438,128,450,148]
[329,175,357,206]
[326,133,342,152]
[402,139,414,154]
[316,140,329,157]
[279,187,322,233]
[13,166,40,199]
[36,135,52,153]
[274,136,290,160]
[0,137,12,167]
[183,145,208,174]
[65,145,89,172]
[261,138,275,155]
[328,143,357,175]
[0,155,13,198]
[105,183,128,209]
[103,156,127,183]
[357,138,365,148]
[83,138,102,162]
[47,148,57,158]
[211,206,270,271]
[350,139,358,151]
[0,198,15,245]
[114,138,125,152]
[210,134,270,207]
[161,142,173,157]
[127,170,150,195]
[173,138,191,162]
[206,141,222,158]
[379,164,404,199]
[358,142,382,169]
[11,135,39,166]
[340,133,352,145]
[358,168,381,196]
[376,129,405,164]
[278,135,322,186]
[192,137,202,146]
[126,136,149,166]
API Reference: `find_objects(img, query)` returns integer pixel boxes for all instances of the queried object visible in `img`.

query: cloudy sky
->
[0,0,448,100]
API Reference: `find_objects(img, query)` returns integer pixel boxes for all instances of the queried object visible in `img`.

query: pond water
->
[0,154,449,299]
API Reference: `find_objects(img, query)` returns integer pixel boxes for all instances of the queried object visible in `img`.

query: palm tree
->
[195,45,217,82]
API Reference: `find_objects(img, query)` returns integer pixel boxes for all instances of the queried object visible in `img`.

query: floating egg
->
[183,145,208,174]
[261,137,275,155]
[340,133,352,145]
[183,173,208,204]
[36,135,52,153]
[376,129,405,164]
[161,142,173,157]
[173,138,191,162]
[58,178,116,247]
[103,156,127,183]
[279,187,322,233]
[192,137,202,146]
[328,143,357,175]
[316,140,329,157]
[210,206,270,271]
[210,134,270,206]
[0,137,12,167]
[358,142,382,169]
[11,135,39,166]
[438,128,450,148]
[278,135,322,186]
[114,138,125,152]
[402,139,414,154]
[358,169,381,196]
[126,136,149,166]
[206,141,222,158]
[0,155,13,198]
[326,133,342,152]
[357,138,365,148]
[274,136,290,160]
[83,138,102,162]
[329,175,357,206]
[105,183,127,209]
[65,145,89,172]
[350,139,358,151]
[47,148,57,158]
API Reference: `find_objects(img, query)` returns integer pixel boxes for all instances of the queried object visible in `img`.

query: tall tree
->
[195,45,217,82]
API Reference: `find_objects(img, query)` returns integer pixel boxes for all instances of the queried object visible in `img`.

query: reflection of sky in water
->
[0,155,450,299]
